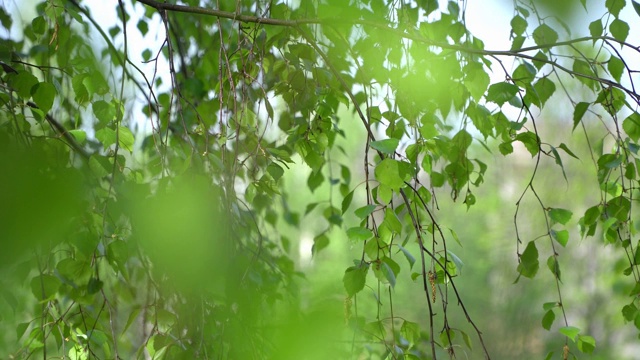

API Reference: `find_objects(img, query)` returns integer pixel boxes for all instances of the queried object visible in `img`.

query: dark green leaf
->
[532,24,558,46]
[546,256,561,281]
[307,170,324,193]
[577,335,596,354]
[608,56,624,82]
[549,208,572,225]
[312,233,330,255]
[633,0,640,17]
[464,62,490,101]
[32,16,46,35]
[343,263,368,296]
[341,190,354,214]
[610,19,629,43]
[606,0,626,17]
[589,20,603,39]
[32,82,56,113]
[9,71,39,98]
[92,100,116,125]
[510,15,527,35]
[542,309,555,330]
[486,82,519,106]
[573,102,589,130]
[30,274,61,301]
[397,244,415,269]
[532,77,556,105]
[517,241,539,279]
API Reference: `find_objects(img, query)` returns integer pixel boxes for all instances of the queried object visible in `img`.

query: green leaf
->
[608,56,624,82]
[87,277,103,294]
[577,335,596,354]
[510,15,527,35]
[558,143,579,159]
[312,233,330,255]
[460,329,473,350]
[549,208,572,225]
[400,320,420,348]
[550,229,569,247]
[573,102,590,130]
[559,326,581,341]
[375,159,412,191]
[623,112,640,142]
[96,127,117,149]
[92,100,116,125]
[370,138,399,154]
[532,23,558,46]
[610,19,629,43]
[486,82,519,106]
[32,16,46,35]
[343,263,368,296]
[542,309,555,330]
[307,169,324,193]
[346,227,373,242]
[532,76,556,106]
[517,241,539,279]
[354,204,377,219]
[397,244,415,269]
[30,274,61,301]
[606,0,626,17]
[118,126,135,152]
[137,19,149,35]
[515,131,539,157]
[633,0,640,17]
[622,303,638,322]
[589,20,603,39]
[546,255,561,281]
[383,208,402,234]
[341,190,354,214]
[464,62,490,101]
[32,81,57,113]
[380,257,400,288]
[512,62,536,87]
[9,71,39,98]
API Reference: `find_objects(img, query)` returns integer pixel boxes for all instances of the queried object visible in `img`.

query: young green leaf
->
[375,159,412,191]
[486,82,519,106]
[589,19,603,39]
[517,241,539,279]
[346,227,373,242]
[542,309,555,330]
[623,112,640,142]
[32,81,56,113]
[606,0,626,17]
[370,138,399,154]
[343,263,368,296]
[549,208,572,225]
[532,24,558,46]
[559,326,581,341]
[610,19,630,43]
[550,229,569,247]
[546,256,561,281]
